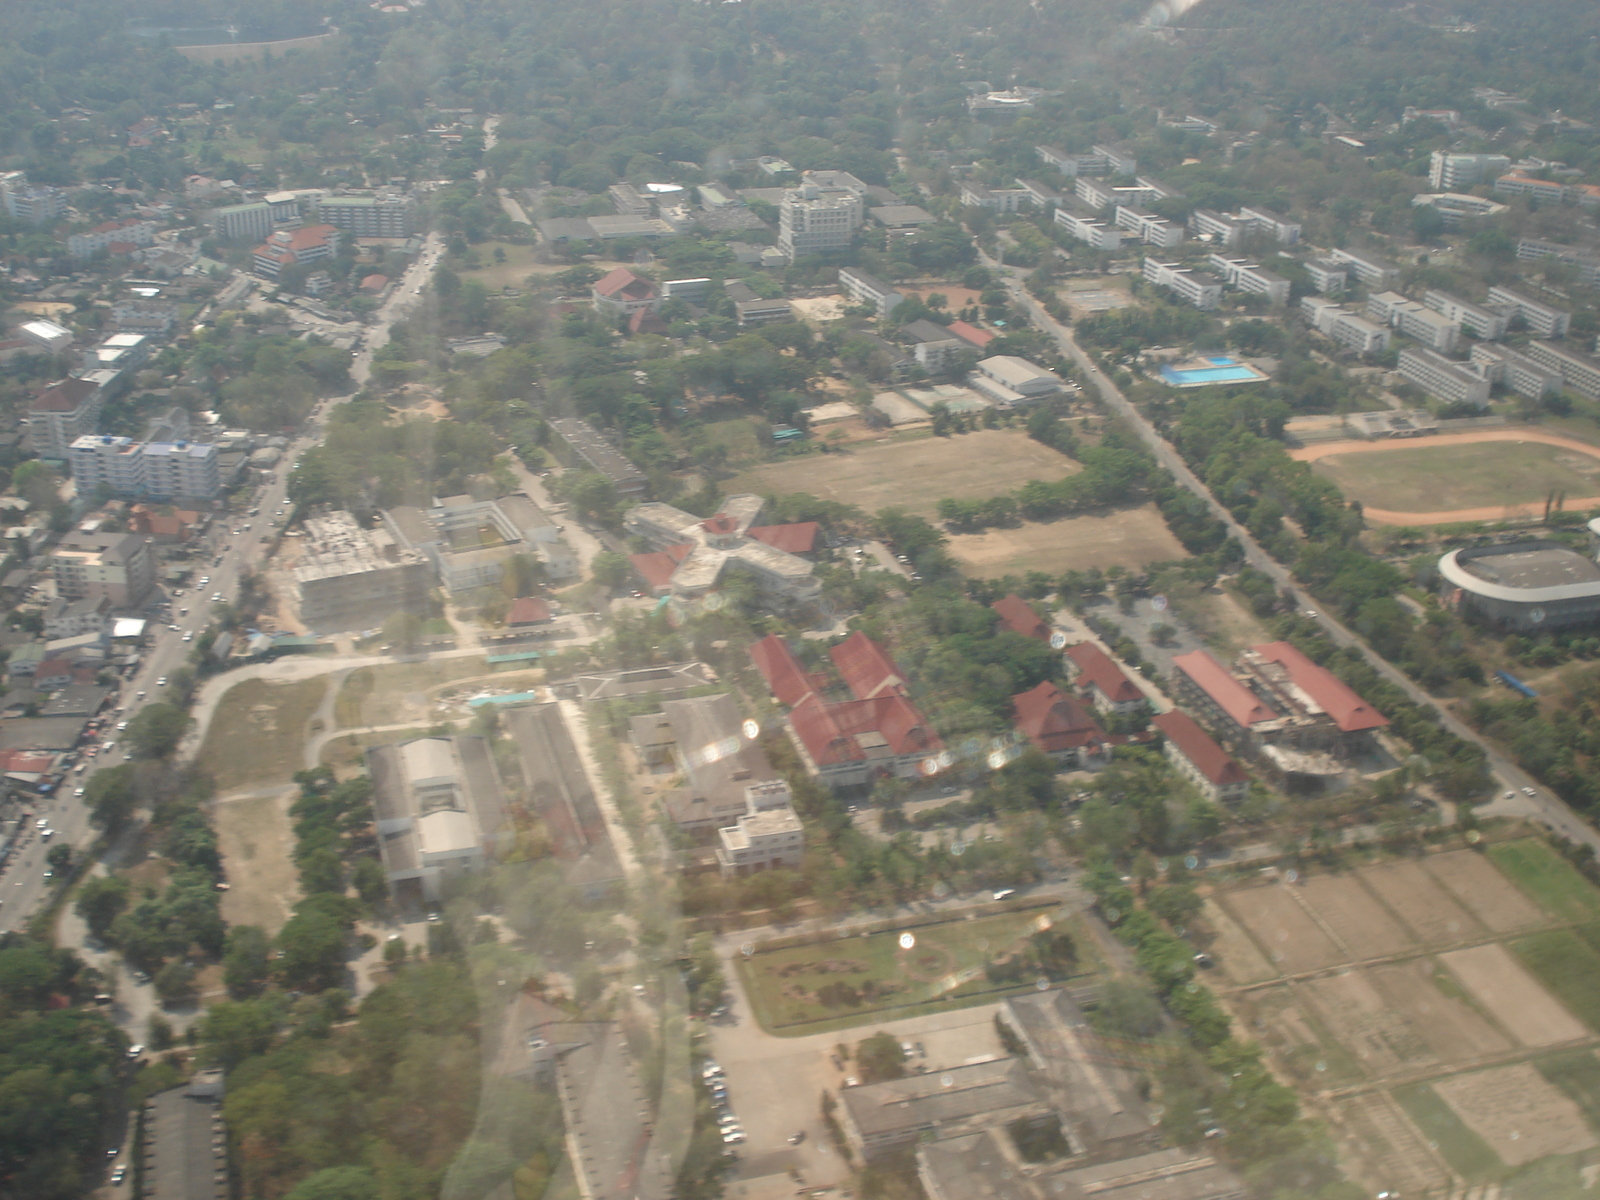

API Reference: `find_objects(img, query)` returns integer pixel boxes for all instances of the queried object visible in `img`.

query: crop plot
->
[1438,943,1588,1047]
[1356,860,1485,945]
[1297,874,1415,958]
[1217,883,1345,974]
[1424,850,1546,932]
[1433,1062,1598,1166]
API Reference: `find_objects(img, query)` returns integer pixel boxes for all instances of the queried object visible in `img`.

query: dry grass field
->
[212,787,299,934]
[1309,440,1600,514]
[945,505,1188,577]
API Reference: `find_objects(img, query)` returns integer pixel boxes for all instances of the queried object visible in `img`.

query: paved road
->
[996,260,1600,854]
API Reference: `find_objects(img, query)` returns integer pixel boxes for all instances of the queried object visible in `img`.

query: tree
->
[285,1166,381,1200]
[591,551,631,590]
[127,703,188,759]
[84,764,138,832]
[154,960,196,1004]
[381,611,424,653]
[75,875,131,939]
[275,896,353,992]
[45,844,72,874]
[197,998,276,1071]
[223,926,271,999]
[856,1031,906,1082]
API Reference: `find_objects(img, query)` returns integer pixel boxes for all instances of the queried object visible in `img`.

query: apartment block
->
[549,417,648,497]
[313,193,414,238]
[1398,347,1490,407]
[1424,289,1508,340]
[1053,204,1122,250]
[1368,291,1459,352]
[1093,144,1138,175]
[608,182,651,217]
[778,172,865,259]
[1485,285,1571,338]
[0,172,65,225]
[109,300,179,337]
[1189,208,1245,247]
[1428,151,1511,191]
[1237,205,1301,244]
[1114,205,1185,247]
[252,224,339,278]
[28,378,104,461]
[1329,246,1401,289]
[1412,192,1509,229]
[957,182,1032,212]
[294,512,432,634]
[1300,297,1390,356]
[1304,258,1348,294]
[1469,344,1561,399]
[1142,260,1223,310]
[839,268,904,317]
[206,201,273,242]
[1208,254,1290,305]
[1074,177,1117,210]
[1494,172,1568,203]
[1516,238,1600,286]
[1524,340,1600,400]
[1034,146,1106,176]
[51,532,156,609]
[67,218,157,259]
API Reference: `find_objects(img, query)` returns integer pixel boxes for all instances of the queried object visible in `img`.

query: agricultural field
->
[944,505,1188,577]
[1203,843,1600,1191]
[725,428,1077,519]
[735,905,1092,1034]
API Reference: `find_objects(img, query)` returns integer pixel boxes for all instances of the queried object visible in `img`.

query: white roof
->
[399,737,456,786]
[111,618,146,638]
[417,808,476,855]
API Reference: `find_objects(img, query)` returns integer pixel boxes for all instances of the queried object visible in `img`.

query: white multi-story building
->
[0,172,65,225]
[206,201,273,242]
[1398,347,1490,407]
[1469,344,1561,399]
[1524,341,1600,400]
[1189,208,1245,247]
[69,435,221,502]
[1429,150,1511,191]
[28,378,104,461]
[1329,246,1401,289]
[839,268,903,317]
[1093,143,1138,175]
[1517,238,1600,286]
[312,192,415,238]
[1115,205,1185,247]
[1301,297,1390,356]
[1424,290,1508,340]
[1053,203,1122,249]
[1143,260,1223,310]
[1303,258,1348,295]
[1493,172,1568,203]
[778,173,865,259]
[252,224,340,278]
[1208,255,1290,305]
[1237,206,1302,245]
[957,182,1032,212]
[1485,286,1571,338]
[109,301,179,337]
[66,218,158,259]
[1074,177,1117,210]
[1394,303,1460,353]
[1035,145,1108,177]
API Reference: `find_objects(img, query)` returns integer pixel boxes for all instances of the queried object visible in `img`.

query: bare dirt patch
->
[1434,1062,1598,1166]
[1333,1094,1452,1197]
[947,506,1188,577]
[1425,851,1547,932]
[212,786,299,935]
[1221,884,1346,975]
[1200,898,1278,984]
[1357,860,1486,946]
[1303,970,1434,1075]
[1439,943,1589,1047]
[1299,874,1415,958]
[1368,959,1512,1063]
[726,428,1077,518]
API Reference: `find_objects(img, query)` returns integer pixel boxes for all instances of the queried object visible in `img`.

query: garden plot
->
[1433,1062,1598,1167]
[1356,860,1486,946]
[1297,874,1416,959]
[1437,943,1589,1047]
[1219,884,1346,975]
[1424,850,1547,932]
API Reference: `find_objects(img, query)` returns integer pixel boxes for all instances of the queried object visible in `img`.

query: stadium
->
[1438,528,1600,631]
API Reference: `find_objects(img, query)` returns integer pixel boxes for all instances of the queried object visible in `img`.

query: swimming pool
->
[1158,355,1269,386]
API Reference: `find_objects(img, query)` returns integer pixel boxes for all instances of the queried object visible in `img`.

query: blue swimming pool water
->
[1160,363,1262,384]
[1206,355,1235,365]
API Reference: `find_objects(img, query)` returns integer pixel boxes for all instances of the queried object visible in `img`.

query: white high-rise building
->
[1428,151,1512,191]
[777,172,865,260]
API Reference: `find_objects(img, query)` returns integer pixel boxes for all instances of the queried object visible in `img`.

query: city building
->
[205,201,273,242]
[1440,536,1600,631]
[919,1140,1243,1200]
[1411,191,1509,229]
[839,267,903,317]
[312,192,414,237]
[548,417,648,497]
[109,299,180,336]
[592,267,661,317]
[1094,144,1138,175]
[367,735,506,902]
[840,1057,1049,1162]
[19,318,73,354]
[1170,648,1280,740]
[1188,208,1246,247]
[42,595,111,640]
[1153,709,1248,803]
[293,511,432,634]
[1235,205,1301,244]
[142,1070,227,1200]
[1328,246,1401,289]
[1034,145,1115,177]
[967,88,1053,119]
[1208,255,1290,305]
[251,224,339,278]
[504,704,623,898]
[1429,151,1511,191]
[1238,641,1389,753]
[1063,642,1145,714]
[1142,260,1223,310]
[27,377,104,461]
[1398,347,1490,407]
[1370,295,1459,353]
[66,217,157,259]
[608,182,651,217]
[1114,204,1185,247]
[630,692,781,830]
[0,172,65,225]
[969,355,1064,407]
[1517,238,1600,286]
[1494,172,1568,203]
[1423,289,1507,340]
[51,532,156,609]
[1523,340,1600,400]
[715,794,805,876]
[624,494,820,602]
[1469,344,1561,399]
[1303,257,1348,295]
[991,593,1052,642]
[382,493,572,591]
[778,171,866,258]
[723,279,791,326]
[902,319,968,371]
[69,435,221,502]
[1344,409,1439,438]
[1053,202,1123,250]
[958,182,1033,212]
[1010,680,1105,767]
[1485,285,1571,338]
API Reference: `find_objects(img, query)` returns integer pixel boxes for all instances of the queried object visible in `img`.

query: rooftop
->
[1152,709,1247,786]
[1170,649,1278,728]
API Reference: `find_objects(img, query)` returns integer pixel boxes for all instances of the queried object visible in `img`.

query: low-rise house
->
[1011,680,1105,766]
[991,593,1052,641]
[591,267,661,317]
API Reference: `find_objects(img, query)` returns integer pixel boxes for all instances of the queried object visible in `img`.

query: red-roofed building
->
[627,307,668,336]
[992,594,1052,642]
[129,504,201,542]
[831,631,907,700]
[592,267,660,317]
[507,596,552,626]
[1170,649,1279,738]
[788,692,941,784]
[359,273,390,294]
[946,320,995,351]
[630,544,693,596]
[1063,642,1145,715]
[746,522,819,556]
[1244,641,1389,738]
[0,749,59,777]
[1153,710,1248,803]
[1011,681,1104,766]
[749,634,826,708]
[28,377,105,460]
[252,224,340,278]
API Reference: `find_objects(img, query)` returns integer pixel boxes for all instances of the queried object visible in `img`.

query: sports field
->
[725,428,1078,519]
[945,505,1188,576]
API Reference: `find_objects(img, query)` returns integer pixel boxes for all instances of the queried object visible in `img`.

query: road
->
[995,259,1600,854]
[2,235,443,952]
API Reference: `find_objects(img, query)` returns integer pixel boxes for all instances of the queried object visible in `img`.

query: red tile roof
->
[359,274,389,292]
[628,308,668,335]
[30,378,99,414]
[1152,710,1248,787]
[1171,649,1278,729]
[992,594,1051,642]
[508,596,551,625]
[831,631,907,700]
[630,551,684,592]
[702,514,739,535]
[746,522,819,555]
[1011,681,1104,755]
[946,319,994,349]
[789,692,941,766]
[749,634,825,707]
[1064,642,1143,706]
[593,267,657,302]
[1250,642,1389,733]
[0,749,57,774]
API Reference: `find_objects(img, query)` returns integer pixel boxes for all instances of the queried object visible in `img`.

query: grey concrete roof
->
[1441,542,1600,602]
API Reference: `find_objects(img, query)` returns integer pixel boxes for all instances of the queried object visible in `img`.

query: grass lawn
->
[196,678,327,792]
[1511,930,1600,1032]
[1310,441,1600,514]
[1536,1050,1600,1130]
[945,505,1188,577]
[1392,1083,1502,1182]
[736,906,1093,1035]
[451,241,543,291]
[334,657,489,728]
[725,428,1077,520]
[1489,839,1600,923]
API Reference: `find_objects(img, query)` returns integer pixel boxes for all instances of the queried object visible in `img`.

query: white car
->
[157,677,167,686]
[212,593,223,602]
[182,632,194,642]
